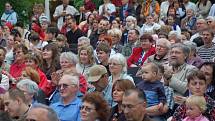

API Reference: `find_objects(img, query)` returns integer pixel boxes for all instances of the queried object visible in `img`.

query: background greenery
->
[0,0,44,26]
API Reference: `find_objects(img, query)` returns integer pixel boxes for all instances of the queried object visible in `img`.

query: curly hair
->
[82,92,110,121]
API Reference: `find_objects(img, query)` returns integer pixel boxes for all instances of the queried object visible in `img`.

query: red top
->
[79,74,87,94]
[9,62,26,79]
[127,47,155,67]
[84,0,96,12]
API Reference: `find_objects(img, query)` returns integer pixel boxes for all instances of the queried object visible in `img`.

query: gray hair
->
[156,38,171,49]
[126,16,136,22]
[78,36,90,44]
[60,52,78,65]
[109,53,127,73]
[171,43,190,58]
[60,75,79,88]
[16,79,39,94]
[183,41,197,54]
[31,103,59,121]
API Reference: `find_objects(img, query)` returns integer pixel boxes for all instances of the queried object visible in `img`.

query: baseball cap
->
[88,65,107,83]
[39,15,48,24]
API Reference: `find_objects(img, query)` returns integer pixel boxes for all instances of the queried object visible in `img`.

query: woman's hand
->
[174,95,187,105]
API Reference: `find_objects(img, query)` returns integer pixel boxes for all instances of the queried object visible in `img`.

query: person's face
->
[98,20,108,33]
[7,35,14,45]
[186,104,202,119]
[186,9,193,17]
[126,19,134,27]
[57,76,78,98]
[3,93,20,118]
[110,34,119,45]
[92,20,98,29]
[146,16,154,24]
[0,49,5,63]
[156,42,168,56]
[88,14,95,24]
[26,108,50,121]
[56,39,65,47]
[181,34,188,42]
[112,85,124,102]
[202,31,213,45]
[111,20,119,28]
[168,9,176,16]
[196,20,207,30]
[60,58,73,70]
[206,18,214,26]
[109,60,123,75]
[25,59,37,68]
[97,51,109,64]
[167,16,174,25]
[140,39,152,50]
[80,101,98,121]
[122,92,146,121]
[187,78,206,96]
[200,65,213,85]
[169,47,186,67]
[128,30,138,42]
[5,3,12,11]
[91,74,108,92]
[3,26,10,34]
[14,48,25,62]
[68,20,76,29]
[80,50,90,65]
[42,49,53,59]
[32,5,39,14]
[47,33,54,40]
[141,65,156,81]
[41,22,48,30]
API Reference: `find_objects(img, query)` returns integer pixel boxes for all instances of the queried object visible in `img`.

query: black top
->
[109,105,126,121]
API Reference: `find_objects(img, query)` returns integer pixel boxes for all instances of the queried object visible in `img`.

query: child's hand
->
[174,95,187,104]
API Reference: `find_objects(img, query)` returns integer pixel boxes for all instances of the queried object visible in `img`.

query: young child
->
[137,63,166,116]
[182,95,209,121]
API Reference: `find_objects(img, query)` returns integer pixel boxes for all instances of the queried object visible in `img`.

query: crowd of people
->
[0,0,215,121]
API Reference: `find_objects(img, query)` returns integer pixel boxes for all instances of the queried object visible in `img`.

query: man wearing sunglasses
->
[50,75,82,121]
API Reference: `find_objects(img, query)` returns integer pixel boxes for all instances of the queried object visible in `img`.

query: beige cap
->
[88,65,107,83]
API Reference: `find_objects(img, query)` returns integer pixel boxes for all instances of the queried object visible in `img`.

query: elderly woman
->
[107,28,123,53]
[167,43,197,96]
[127,34,155,67]
[80,92,110,121]
[109,53,134,84]
[181,8,197,32]
[172,71,215,121]
[77,36,91,51]
[16,79,47,105]
[76,45,95,79]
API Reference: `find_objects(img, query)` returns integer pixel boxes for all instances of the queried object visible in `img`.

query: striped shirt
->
[197,44,215,62]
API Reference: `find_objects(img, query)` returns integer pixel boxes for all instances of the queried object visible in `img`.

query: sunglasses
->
[80,105,95,112]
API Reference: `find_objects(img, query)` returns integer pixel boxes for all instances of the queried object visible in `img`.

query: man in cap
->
[88,65,115,106]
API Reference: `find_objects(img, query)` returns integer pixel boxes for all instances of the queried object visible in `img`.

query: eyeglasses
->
[56,83,75,90]
[121,102,145,110]
[80,105,96,113]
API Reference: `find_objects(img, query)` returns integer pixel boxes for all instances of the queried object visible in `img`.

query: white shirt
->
[0,74,9,91]
[53,5,79,30]
[99,3,116,19]
[160,1,170,19]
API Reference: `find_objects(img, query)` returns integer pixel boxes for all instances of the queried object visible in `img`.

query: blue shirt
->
[50,97,82,121]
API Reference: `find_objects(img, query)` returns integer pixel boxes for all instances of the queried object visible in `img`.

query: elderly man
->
[3,88,30,121]
[26,103,59,121]
[146,38,171,66]
[122,89,154,121]
[50,75,82,121]
[167,43,197,97]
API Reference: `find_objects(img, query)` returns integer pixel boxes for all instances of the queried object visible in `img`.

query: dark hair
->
[29,33,40,42]
[130,28,140,35]
[47,27,59,38]
[124,89,147,102]
[199,62,215,86]
[82,92,110,121]
[11,29,22,38]
[0,46,6,56]
[167,6,176,17]
[96,42,111,54]
[42,43,60,74]
[112,79,135,97]
[187,70,206,84]
[197,0,207,7]
[25,52,43,68]
[140,34,154,43]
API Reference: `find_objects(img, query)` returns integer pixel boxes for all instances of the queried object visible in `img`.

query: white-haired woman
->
[108,53,134,84]
[16,79,47,105]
